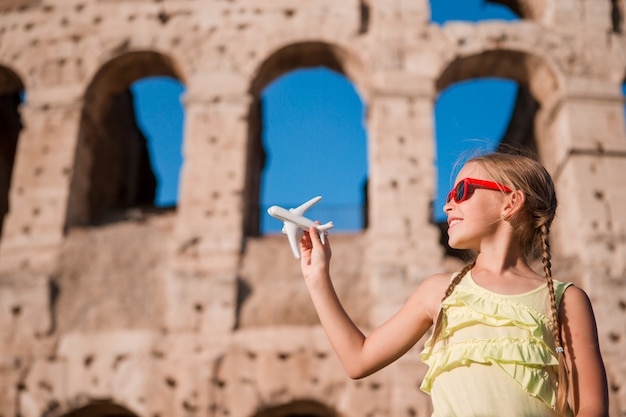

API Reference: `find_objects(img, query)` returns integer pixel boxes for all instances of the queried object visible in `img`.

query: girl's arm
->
[299,226,445,379]
[560,286,609,417]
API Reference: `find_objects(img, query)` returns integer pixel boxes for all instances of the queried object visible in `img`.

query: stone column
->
[0,87,83,275]
[541,78,626,415]
[0,86,83,417]
[164,79,251,334]
[539,78,626,287]
[0,85,83,338]
[366,73,444,327]
[363,72,443,417]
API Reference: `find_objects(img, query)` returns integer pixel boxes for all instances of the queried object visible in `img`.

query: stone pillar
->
[539,78,626,285]
[0,86,83,417]
[541,78,626,415]
[0,86,83,340]
[0,87,82,275]
[164,80,251,334]
[366,73,444,326]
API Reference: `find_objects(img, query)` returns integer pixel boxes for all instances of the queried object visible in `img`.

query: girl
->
[299,152,608,416]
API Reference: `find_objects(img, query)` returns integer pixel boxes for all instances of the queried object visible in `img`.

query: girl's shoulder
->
[560,284,592,310]
[409,273,452,315]
[407,273,456,321]
[419,272,458,300]
[423,272,457,288]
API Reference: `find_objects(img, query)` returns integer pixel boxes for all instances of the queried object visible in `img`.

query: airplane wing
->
[290,196,322,216]
[283,222,301,259]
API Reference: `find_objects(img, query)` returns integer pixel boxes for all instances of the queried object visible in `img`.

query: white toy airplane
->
[267,196,334,259]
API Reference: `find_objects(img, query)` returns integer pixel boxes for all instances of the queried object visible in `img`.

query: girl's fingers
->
[308,226,322,247]
[308,226,331,260]
[300,230,312,250]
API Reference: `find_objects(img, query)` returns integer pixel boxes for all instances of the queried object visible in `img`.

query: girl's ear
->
[502,189,525,220]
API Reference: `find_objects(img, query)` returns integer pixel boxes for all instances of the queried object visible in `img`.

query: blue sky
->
[131,1,521,231]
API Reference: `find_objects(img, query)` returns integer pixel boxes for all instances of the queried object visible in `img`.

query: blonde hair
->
[431,151,569,414]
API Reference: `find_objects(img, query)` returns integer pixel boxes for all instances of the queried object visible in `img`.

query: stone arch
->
[436,49,562,155]
[249,42,369,99]
[0,64,24,236]
[67,50,185,227]
[252,399,339,417]
[243,41,369,236]
[58,401,139,417]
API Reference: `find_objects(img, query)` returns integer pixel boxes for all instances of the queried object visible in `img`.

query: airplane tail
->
[316,221,334,244]
[317,221,334,232]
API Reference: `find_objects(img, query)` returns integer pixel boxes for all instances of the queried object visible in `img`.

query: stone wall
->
[0,0,625,416]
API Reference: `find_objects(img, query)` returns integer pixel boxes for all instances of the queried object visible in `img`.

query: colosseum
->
[1,0,625,416]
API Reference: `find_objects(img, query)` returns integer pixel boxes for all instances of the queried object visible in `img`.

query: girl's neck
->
[471,253,545,294]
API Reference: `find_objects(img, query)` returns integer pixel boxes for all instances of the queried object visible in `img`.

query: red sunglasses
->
[446,178,512,204]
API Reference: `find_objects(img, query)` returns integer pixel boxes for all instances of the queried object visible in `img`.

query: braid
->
[541,224,570,414]
[429,260,476,353]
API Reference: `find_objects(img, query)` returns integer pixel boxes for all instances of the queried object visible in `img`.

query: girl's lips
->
[448,218,462,228]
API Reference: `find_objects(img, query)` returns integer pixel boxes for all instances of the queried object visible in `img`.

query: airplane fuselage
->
[267,206,323,232]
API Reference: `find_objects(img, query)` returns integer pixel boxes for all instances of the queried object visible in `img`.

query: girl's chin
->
[447,239,460,249]
[447,237,472,251]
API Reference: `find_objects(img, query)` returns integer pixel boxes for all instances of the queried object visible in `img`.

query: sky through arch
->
[131,76,184,207]
[260,68,368,232]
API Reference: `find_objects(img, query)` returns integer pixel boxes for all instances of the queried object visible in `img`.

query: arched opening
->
[131,76,184,208]
[430,0,520,23]
[61,401,138,417]
[435,50,557,257]
[67,51,185,228]
[246,42,369,236]
[260,68,367,233]
[0,65,24,236]
[253,399,338,417]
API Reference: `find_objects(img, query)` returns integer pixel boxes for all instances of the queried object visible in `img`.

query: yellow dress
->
[420,271,573,417]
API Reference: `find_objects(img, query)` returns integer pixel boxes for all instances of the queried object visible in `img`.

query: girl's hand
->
[300,225,332,281]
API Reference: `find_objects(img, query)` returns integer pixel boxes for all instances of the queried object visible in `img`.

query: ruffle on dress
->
[420,284,561,410]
